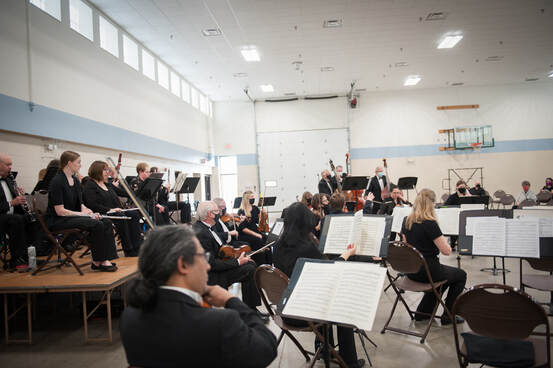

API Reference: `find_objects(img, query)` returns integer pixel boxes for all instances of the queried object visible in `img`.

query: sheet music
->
[539,218,553,237]
[329,262,386,331]
[465,216,498,236]
[271,221,284,236]
[461,204,485,211]
[472,218,506,256]
[355,217,386,256]
[323,217,354,254]
[391,206,412,233]
[505,218,540,258]
[436,208,461,235]
[514,209,553,237]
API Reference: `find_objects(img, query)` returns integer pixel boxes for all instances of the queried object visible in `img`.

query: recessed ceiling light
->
[525,77,539,82]
[355,88,367,92]
[425,12,447,21]
[202,28,221,36]
[260,84,274,92]
[485,56,504,62]
[320,66,335,72]
[548,71,553,78]
[323,19,342,28]
[241,46,260,62]
[394,62,409,67]
[437,33,463,49]
[404,75,421,86]
[451,82,464,86]
[233,72,248,78]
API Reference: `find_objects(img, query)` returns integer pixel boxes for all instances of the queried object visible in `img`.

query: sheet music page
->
[461,204,485,211]
[323,216,354,254]
[472,218,506,256]
[272,221,284,236]
[391,206,412,233]
[354,217,386,256]
[505,218,540,258]
[514,209,553,237]
[466,216,498,236]
[329,262,387,331]
[538,218,553,237]
[436,208,461,235]
[281,263,335,321]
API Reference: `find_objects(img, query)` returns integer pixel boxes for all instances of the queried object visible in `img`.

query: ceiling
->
[89,0,553,101]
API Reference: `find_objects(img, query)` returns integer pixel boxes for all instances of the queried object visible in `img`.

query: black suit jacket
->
[318,178,334,195]
[120,289,277,368]
[365,175,387,202]
[0,176,24,215]
[193,221,238,272]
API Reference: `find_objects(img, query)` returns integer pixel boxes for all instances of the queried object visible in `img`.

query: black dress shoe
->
[91,263,118,272]
[441,315,464,325]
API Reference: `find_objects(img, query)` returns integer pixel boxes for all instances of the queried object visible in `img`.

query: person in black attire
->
[212,197,248,246]
[237,190,271,266]
[469,182,486,196]
[193,201,262,312]
[83,161,142,257]
[47,151,118,272]
[32,159,60,194]
[330,165,347,191]
[148,167,191,225]
[129,162,167,224]
[444,180,471,206]
[273,202,364,368]
[378,185,411,240]
[318,169,335,195]
[400,189,466,325]
[543,177,553,192]
[365,166,388,214]
[120,225,277,368]
[0,153,30,270]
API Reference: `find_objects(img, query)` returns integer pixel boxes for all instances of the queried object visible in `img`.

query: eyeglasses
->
[194,252,210,262]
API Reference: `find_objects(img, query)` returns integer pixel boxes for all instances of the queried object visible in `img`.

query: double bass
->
[381,158,392,200]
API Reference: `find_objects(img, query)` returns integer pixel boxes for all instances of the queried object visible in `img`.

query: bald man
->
[0,154,29,270]
[365,166,388,214]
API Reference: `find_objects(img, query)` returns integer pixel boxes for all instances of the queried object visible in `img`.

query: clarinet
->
[8,173,36,222]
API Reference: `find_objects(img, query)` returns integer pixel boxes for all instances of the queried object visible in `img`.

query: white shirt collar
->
[201,221,223,245]
[160,286,202,304]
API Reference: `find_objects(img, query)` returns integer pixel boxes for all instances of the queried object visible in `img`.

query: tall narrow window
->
[69,0,93,41]
[191,87,199,109]
[181,80,190,103]
[157,61,169,89]
[199,94,208,115]
[142,49,155,81]
[99,16,119,57]
[30,0,61,21]
[170,71,180,97]
[122,35,139,70]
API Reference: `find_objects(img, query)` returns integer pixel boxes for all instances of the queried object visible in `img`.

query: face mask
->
[523,185,530,192]
[475,184,481,189]
[377,172,384,178]
[547,182,552,187]
[458,187,466,194]
[249,198,255,205]
[306,198,312,205]
[214,213,221,222]
[221,208,226,215]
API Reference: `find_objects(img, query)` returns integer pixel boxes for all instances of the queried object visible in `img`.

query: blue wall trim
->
[350,138,553,159]
[0,93,209,164]
[237,153,258,166]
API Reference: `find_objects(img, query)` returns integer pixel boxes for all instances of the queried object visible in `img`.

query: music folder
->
[258,196,277,207]
[397,177,418,190]
[278,258,387,331]
[267,218,284,243]
[233,197,242,209]
[341,176,369,192]
[319,212,392,258]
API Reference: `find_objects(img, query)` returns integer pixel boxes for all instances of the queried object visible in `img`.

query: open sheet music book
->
[320,212,392,257]
[278,259,387,331]
[391,206,412,233]
[514,209,553,238]
[472,217,540,258]
[435,207,462,235]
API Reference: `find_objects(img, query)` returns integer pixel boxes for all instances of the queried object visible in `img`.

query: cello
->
[381,158,392,200]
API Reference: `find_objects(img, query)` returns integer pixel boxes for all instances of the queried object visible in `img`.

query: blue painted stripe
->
[0,93,209,163]
[237,153,258,166]
[351,138,553,159]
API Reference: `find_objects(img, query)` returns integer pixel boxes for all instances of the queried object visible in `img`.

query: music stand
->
[125,175,135,184]
[177,177,200,204]
[397,177,418,202]
[233,197,242,209]
[459,195,490,207]
[258,196,276,207]
[341,176,369,212]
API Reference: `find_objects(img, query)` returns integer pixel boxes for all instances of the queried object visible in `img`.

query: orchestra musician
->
[237,191,271,266]
[300,191,313,208]
[212,197,244,246]
[149,167,191,224]
[516,180,537,206]
[543,177,553,192]
[129,162,168,224]
[331,165,347,189]
[46,151,118,272]
[192,201,264,316]
[0,153,30,270]
[469,182,486,196]
[83,160,142,257]
[444,180,471,206]
[33,159,60,193]
[400,189,466,325]
[120,225,277,368]
[318,169,335,195]
[273,202,364,368]
[378,185,411,240]
[365,166,387,214]
[311,193,326,238]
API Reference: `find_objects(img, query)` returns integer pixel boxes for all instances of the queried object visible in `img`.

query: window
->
[30,0,61,21]
[191,87,199,109]
[199,94,208,115]
[157,61,169,89]
[69,0,93,41]
[122,35,139,70]
[219,156,238,210]
[181,80,190,103]
[209,100,213,118]
[142,49,155,81]
[99,16,119,57]
[170,71,180,97]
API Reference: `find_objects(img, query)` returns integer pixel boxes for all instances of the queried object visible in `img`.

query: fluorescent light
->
[404,75,421,86]
[241,46,260,62]
[437,34,463,49]
[260,84,274,92]
[323,19,342,28]
[320,66,334,72]
[202,28,221,36]
[548,71,553,78]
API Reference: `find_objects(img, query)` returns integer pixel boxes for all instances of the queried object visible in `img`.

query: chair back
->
[386,241,425,274]
[524,257,553,273]
[453,284,549,340]
[254,265,290,316]
[519,199,537,208]
[32,191,49,215]
[493,190,506,199]
[500,194,515,206]
[537,190,552,204]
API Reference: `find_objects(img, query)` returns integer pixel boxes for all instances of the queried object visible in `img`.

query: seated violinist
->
[192,201,264,315]
[378,185,411,215]
[237,191,271,266]
[212,197,245,246]
[149,167,191,225]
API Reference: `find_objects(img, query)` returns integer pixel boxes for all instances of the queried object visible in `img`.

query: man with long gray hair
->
[120,225,277,367]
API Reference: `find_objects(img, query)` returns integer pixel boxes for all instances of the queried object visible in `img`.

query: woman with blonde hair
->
[237,190,271,265]
[400,189,466,325]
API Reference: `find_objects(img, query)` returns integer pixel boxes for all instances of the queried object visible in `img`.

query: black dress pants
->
[49,216,118,262]
[208,262,260,308]
[112,210,143,255]
[407,258,467,314]
[0,213,28,262]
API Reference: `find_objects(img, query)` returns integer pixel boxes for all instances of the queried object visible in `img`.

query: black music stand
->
[135,176,164,224]
[341,176,369,212]
[397,177,418,202]
[258,196,276,207]
[177,177,200,205]
[233,197,242,210]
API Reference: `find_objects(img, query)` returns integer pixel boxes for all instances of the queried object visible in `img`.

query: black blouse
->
[273,238,323,278]
[83,180,122,214]
[47,172,82,217]
[401,218,442,259]
[237,205,260,232]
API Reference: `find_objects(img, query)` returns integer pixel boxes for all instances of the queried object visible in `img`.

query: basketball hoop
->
[470,142,483,152]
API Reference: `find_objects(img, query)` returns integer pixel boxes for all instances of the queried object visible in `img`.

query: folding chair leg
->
[420,296,442,344]
[283,329,311,362]
[381,294,400,333]
[276,330,285,346]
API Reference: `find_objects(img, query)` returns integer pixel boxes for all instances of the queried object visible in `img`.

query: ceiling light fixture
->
[233,72,248,78]
[451,82,464,86]
[320,66,335,72]
[394,62,409,67]
[241,46,260,62]
[202,28,222,36]
[437,33,463,49]
[260,84,274,92]
[425,12,447,21]
[525,77,539,82]
[548,71,553,78]
[485,56,504,62]
[323,19,342,28]
[404,75,421,86]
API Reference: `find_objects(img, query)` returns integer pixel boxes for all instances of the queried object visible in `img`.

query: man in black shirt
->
[469,182,486,196]
[318,170,335,195]
[365,166,387,214]
[150,167,191,224]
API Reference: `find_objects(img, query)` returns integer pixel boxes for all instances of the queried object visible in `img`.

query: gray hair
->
[196,201,217,221]
[127,225,198,310]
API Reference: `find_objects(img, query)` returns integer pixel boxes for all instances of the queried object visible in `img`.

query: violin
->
[220,213,242,223]
[218,241,275,261]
